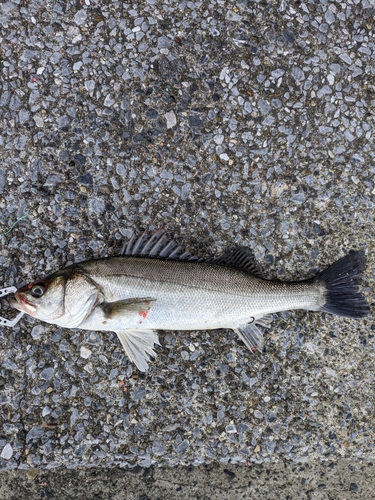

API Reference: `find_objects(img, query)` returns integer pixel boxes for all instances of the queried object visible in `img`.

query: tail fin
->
[318,250,370,319]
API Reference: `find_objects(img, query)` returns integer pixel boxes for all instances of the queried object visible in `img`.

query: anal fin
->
[116,329,160,372]
[255,314,273,328]
[234,323,263,353]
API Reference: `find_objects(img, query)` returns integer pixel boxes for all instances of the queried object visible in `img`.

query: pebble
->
[1,444,13,460]
[164,111,177,129]
[80,346,92,359]
[40,367,54,381]
[74,10,87,26]
[152,440,166,456]
[339,53,352,65]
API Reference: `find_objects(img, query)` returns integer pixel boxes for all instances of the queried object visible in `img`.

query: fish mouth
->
[11,293,37,315]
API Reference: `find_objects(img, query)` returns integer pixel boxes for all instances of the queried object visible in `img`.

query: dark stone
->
[283,29,296,44]
[0,168,5,193]
[133,133,146,144]
[224,469,236,479]
[130,465,143,475]
[74,154,87,166]
[312,223,325,236]
[143,468,151,478]
[59,149,69,161]
[145,108,159,119]
[201,173,212,184]
[132,386,146,401]
[188,115,203,128]
[266,412,276,423]
[77,173,93,185]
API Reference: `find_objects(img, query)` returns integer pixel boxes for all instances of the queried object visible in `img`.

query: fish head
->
[12,276,66,322]
[11,269,99,327]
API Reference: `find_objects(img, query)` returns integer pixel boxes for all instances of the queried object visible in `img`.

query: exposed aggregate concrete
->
[0,1,374,491]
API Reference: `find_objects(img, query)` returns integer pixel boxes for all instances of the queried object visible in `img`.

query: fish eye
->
[31,284,45,298]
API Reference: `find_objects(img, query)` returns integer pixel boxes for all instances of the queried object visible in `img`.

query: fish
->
[9,230,370,371]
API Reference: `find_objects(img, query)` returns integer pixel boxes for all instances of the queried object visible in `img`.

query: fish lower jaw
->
[9,298,23,311]
[12,295,37,315]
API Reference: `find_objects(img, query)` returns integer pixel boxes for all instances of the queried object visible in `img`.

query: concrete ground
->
[1,459,375,499]
[0,0,375,497]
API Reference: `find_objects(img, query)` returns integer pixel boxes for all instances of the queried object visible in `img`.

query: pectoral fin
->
[116,329,160,372]
[100,298,155,320]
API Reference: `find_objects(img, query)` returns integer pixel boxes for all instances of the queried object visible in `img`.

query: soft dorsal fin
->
[212,246,265,278]
[120,229,201,261]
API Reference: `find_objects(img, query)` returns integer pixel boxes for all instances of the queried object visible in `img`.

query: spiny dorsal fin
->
[120,229,201,261]
[212,246,265,278]
[120,231,265,277]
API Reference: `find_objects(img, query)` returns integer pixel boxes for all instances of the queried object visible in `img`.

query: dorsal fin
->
[120,231,266,276]
[120,229,201,261]
[212,246,265,278]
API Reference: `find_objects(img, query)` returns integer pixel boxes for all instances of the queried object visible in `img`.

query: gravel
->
[0,0,374,478]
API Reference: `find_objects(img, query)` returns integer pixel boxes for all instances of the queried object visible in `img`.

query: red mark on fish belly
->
[138,310,148,319]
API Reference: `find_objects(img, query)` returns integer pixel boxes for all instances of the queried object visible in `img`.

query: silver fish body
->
[76,257,325,331]
[11,231,369,371]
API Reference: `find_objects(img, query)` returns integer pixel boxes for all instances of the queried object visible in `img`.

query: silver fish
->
[9,231,369,371]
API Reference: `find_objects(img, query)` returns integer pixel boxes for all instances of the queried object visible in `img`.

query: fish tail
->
[318,250,369,319]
